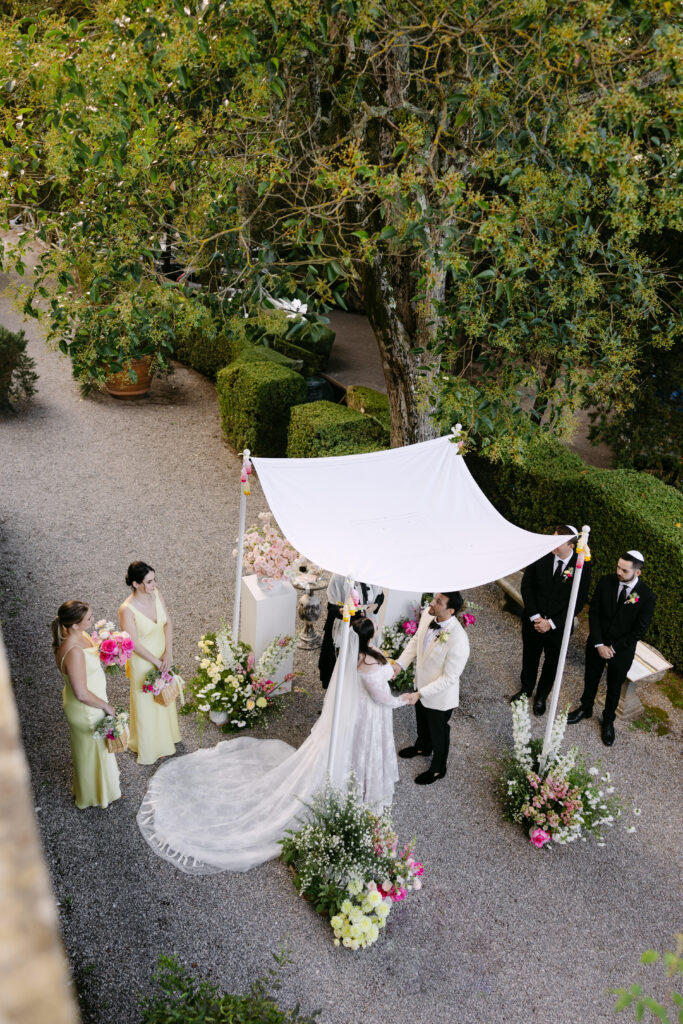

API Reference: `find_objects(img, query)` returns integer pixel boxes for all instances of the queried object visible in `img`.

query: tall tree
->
[1,0,681,452]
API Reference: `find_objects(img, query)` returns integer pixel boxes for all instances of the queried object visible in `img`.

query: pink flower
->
[100,637,117,659]
[247,653,255,670]
[402,620,418,635]
[389,887,407,902]
[119,635,134,653]
[462,613,476,627]
[411,861,424,876]
[530,828,551,848]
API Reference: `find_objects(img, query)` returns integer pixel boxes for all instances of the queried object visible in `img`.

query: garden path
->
[0,261,680,1024]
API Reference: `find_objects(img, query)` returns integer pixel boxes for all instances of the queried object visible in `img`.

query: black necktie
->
[553,559,563,579]
[360,582,368,604]
[429,620,441,631]
[617,584,627,607]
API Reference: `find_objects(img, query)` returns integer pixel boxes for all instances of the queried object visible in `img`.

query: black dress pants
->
[520,619,563,701]
[580,642,633,724]
[415,700,453,773]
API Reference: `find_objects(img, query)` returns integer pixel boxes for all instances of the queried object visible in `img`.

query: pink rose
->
[100,637,117,658]
[462,613,476,627]
[402,620,418,635]
[530,828,551,848]
[119,635,134,653]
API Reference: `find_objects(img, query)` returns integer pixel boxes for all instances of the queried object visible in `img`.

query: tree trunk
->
[361,253,445,447]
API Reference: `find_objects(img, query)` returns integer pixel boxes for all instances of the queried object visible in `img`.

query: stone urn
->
[292,570,327,650]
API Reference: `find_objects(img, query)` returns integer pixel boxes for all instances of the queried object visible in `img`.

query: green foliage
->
[1,0,679,445]
[217,359,306,457]
[286,401,389,458]
[470,437,683,668]
[345,385,391,434]
[630,704,671,737]
[657,672,683,711]
[611,936,683,1023]
[0,324,38,410]
[589,344,683,491]
[139,955,319,1024]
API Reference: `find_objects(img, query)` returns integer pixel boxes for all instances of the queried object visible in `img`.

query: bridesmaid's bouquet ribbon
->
[90,620,134,672]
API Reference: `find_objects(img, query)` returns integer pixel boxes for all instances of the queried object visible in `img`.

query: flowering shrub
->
[184,628,297,732]
[500,697,629,847]
[235,512,300,582]
[90,619,134,673]
[280,781,423,949]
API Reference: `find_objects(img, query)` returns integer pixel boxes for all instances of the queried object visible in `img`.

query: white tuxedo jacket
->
[396,609,469,711]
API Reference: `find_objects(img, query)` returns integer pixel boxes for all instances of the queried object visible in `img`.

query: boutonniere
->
[436,630,449,645]
[562,567,574,581]
[625,592,639,605]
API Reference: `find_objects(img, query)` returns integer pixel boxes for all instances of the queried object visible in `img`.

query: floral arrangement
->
[499,697,633,847]
[280,781,424,950]
[93,707,129,752]
[142,666,184,706]
[90,620,134,673]
[184,627,298,731]
[234,511,300,582]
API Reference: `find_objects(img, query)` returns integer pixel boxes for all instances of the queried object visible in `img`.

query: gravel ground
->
[1,266,681,1024]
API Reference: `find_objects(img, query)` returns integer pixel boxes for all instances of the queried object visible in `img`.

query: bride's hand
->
[401,692,419,705]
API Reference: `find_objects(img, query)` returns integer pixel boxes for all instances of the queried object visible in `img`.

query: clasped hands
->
[533,618,552,633]
[392,662,420,704]
[596,644,614,660]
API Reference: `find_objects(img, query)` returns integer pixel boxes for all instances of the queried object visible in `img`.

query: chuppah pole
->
[539,525,591,770]
[232,450,251,640]
[327,577,353,776]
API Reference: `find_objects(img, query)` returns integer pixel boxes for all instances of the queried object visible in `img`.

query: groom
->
[393,592,470,785]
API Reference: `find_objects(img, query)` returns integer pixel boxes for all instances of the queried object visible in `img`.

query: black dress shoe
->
[533,698,546,717]
[601,721,615,747]
[509,690,529,704]
[414,768,447,785]
[567,706,592,725]
[398,745,432,759]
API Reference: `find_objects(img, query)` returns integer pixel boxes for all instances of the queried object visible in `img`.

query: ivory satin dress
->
[125,590,181,765]
[61,640,121,809]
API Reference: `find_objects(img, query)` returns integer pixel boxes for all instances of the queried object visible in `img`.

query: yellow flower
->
[256,697,267,708]
[340,900,353,916]
[246,699,255,710]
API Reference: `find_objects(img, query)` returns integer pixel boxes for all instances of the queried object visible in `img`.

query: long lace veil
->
[137,628,361,874]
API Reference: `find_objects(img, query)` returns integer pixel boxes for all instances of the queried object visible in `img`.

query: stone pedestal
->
[239,575,297,692]
[379,589,424,633]
[595,640,673,721]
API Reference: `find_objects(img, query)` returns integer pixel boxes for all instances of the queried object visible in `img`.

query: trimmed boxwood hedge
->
[287,400,389,458]
[345,385,391,434]
[217,360,306,457]
[469,436,683,668]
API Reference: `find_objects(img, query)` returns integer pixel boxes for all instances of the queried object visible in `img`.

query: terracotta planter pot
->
[105,356,154,398]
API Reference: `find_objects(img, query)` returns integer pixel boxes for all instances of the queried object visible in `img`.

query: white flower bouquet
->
[280,781,424,949]
[234,511,300,583]
[93,707,129,753]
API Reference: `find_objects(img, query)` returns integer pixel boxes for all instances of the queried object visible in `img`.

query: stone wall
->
[0,627,80,1024]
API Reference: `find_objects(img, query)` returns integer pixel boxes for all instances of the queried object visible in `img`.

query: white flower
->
[589,767,599,776]
[633,808,641,816]
[626,826,636,834]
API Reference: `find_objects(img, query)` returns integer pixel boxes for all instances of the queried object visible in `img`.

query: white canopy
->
[252,435,564,592]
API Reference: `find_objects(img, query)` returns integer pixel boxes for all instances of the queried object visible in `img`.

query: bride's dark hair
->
[352,615,387,665]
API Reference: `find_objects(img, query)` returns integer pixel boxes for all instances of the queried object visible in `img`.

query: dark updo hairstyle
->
[126,561,155,589]
[352,614,387,664]
[442,591,464,614]
[51,600,90,650]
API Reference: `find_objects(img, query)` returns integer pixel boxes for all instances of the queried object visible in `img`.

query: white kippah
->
[567,525,578,537]
[627,549,644,562]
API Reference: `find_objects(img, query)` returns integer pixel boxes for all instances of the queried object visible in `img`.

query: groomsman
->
[394,592,470,785]
[568,550,656,746]
[510,526,592,716]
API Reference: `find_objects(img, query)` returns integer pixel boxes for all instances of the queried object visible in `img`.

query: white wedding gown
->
[137,633,403,873]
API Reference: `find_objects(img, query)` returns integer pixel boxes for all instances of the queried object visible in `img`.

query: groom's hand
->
[392,662,402,678]
[402,691,420,705]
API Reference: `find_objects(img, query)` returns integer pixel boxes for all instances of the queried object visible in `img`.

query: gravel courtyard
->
[1,286,681,1024]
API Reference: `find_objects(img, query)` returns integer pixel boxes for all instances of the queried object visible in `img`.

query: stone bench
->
[496,574,673,720]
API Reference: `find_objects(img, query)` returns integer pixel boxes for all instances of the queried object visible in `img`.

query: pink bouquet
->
[90,620,134,673]
[143,666,184,706]
[235,512,300,582]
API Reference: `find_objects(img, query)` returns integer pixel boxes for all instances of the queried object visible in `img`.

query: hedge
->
[173,308,300,380]
[217,360,306,457]
[287,400,389,458]
[345,385,391,433]
[469,436,683,668]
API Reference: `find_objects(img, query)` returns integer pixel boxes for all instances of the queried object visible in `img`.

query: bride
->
[137,615,413,873]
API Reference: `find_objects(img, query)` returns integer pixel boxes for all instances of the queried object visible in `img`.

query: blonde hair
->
[51,600,89,650]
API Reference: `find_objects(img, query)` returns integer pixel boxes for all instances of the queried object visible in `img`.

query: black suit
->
[519,551,591,701]
[579,574,656,723]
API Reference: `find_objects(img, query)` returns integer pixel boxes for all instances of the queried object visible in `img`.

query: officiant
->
[318,575,384,688]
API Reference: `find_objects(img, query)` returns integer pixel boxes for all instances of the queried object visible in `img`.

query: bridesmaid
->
[52,600,121,809]
[119,561,181,765]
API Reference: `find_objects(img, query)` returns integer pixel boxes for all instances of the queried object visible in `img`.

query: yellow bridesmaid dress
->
[125,589,181,765]
[61,640,121,810]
